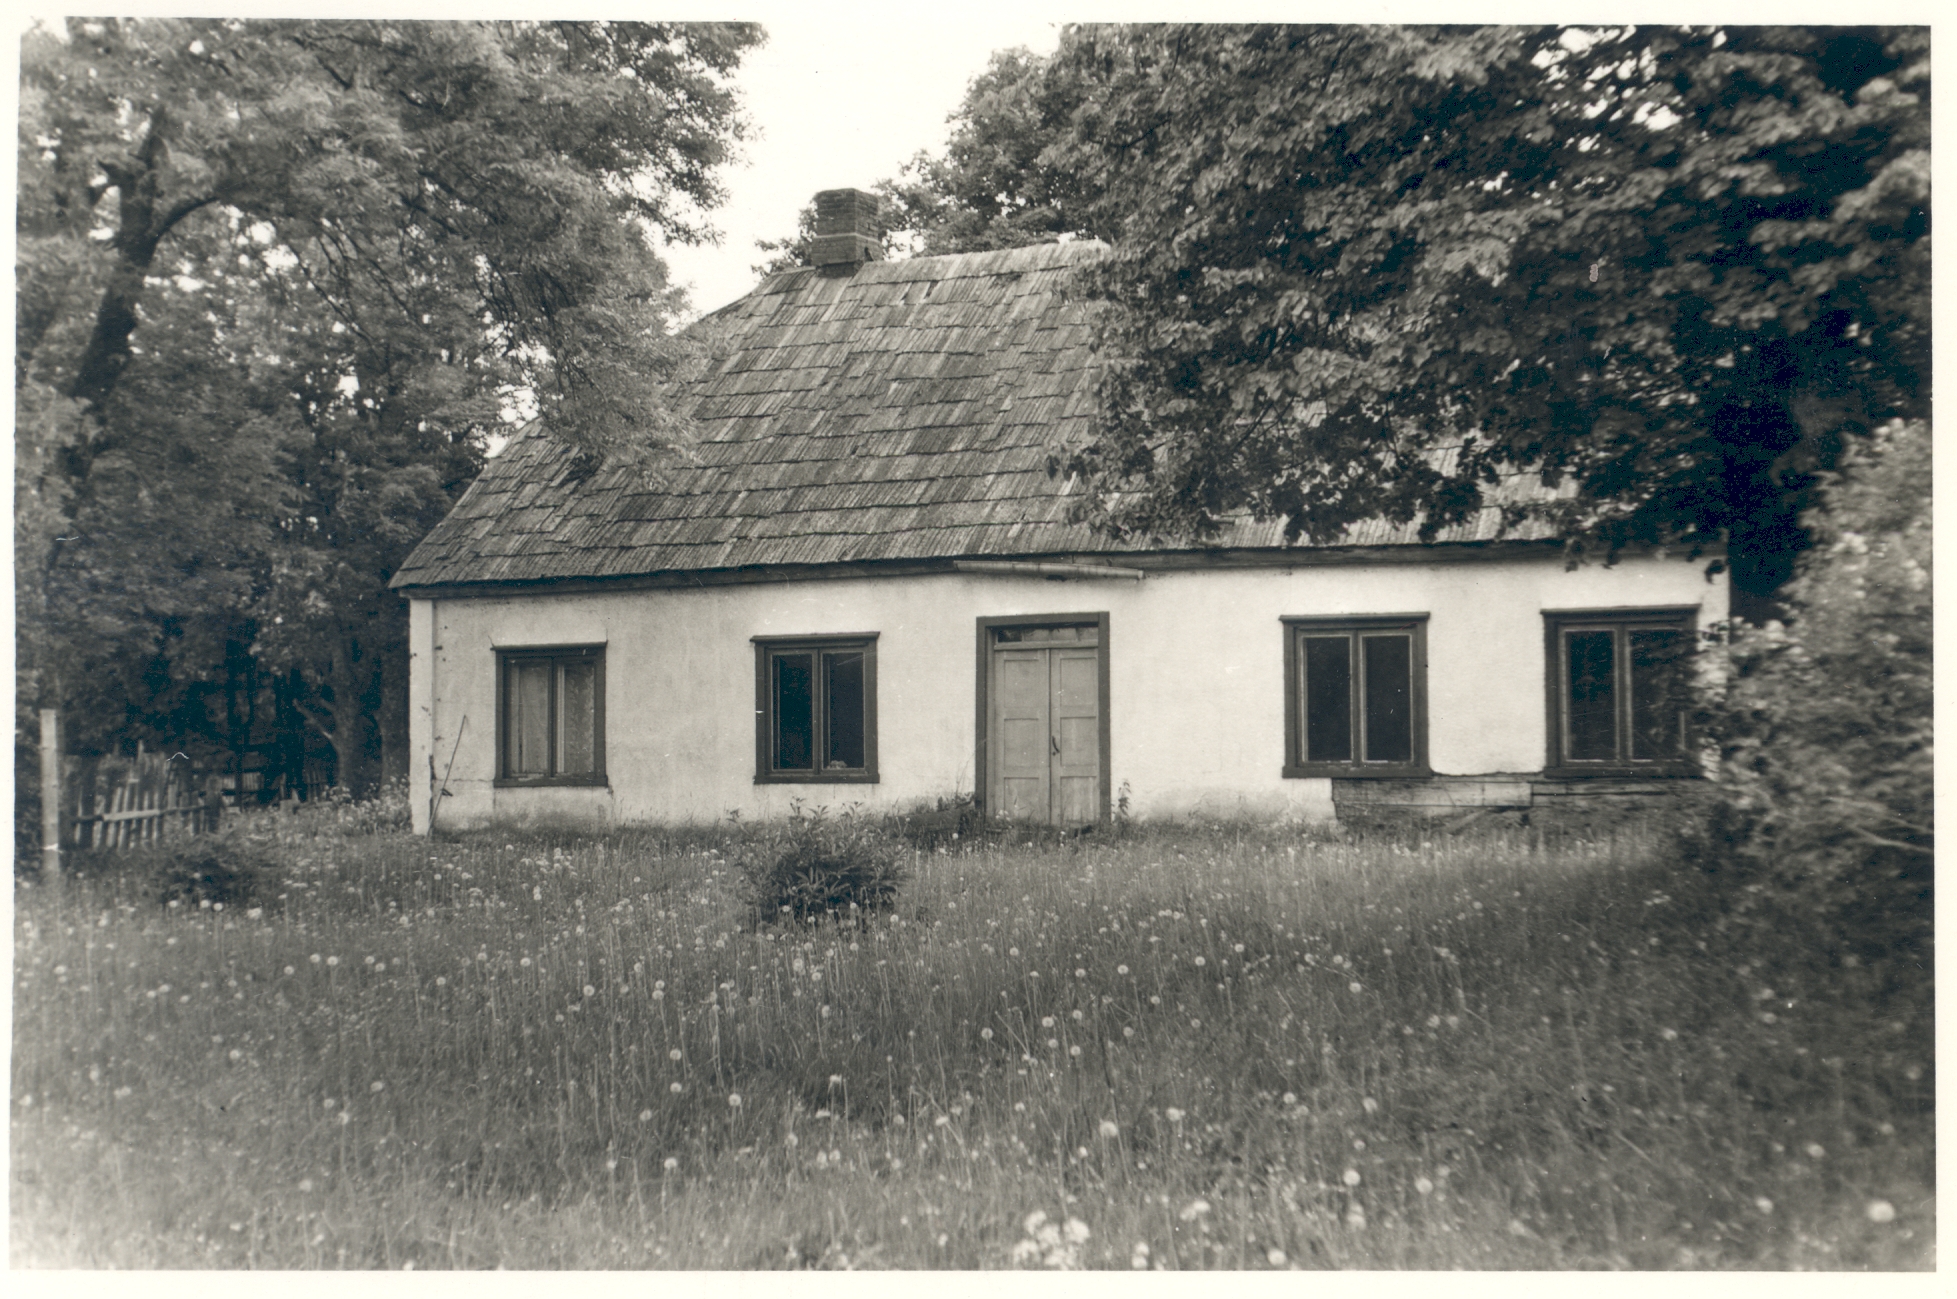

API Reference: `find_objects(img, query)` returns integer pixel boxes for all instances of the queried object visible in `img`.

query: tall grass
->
[10,807,1933,1269]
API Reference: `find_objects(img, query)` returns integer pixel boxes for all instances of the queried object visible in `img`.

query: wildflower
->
[365,956,376,966]
[1267,1248,1287,1265]
[670,1049,683,1061]
[299,1179,314,1193]
[1165,1108,1185,1123]
[1282,1093,1298,1106]
[1064,1219,1089,1244]
[1075,968,1086,979]
[1189,1018,1202,1029]
[229,1049,243,1062]
[1130,1242,1150,1269]
[1123,1027,1134,1038]
[1805,1143,1826,1159]
[1071,1009,1084,1022]
[1427,1015,1442,1028]
[284,966,295,976]
[935,1115,951,1128]
[1047,1039,1059,1050]
[326,956,339,967]
[1098,1120,1119,1139]
[1362,1097,1379,1114]
[1348,981,1363,993]
[1178,1199,1210,1222]
[113,1086,132,1099]
[1194,957,1206,967]
[1069,1045,1082,1058]
[435,976,447,987]
[370,1081,385,1093]
[1345,1203,1368,1229]
[663,1157,679,1172]
[1755,1198,1774,1214]
[1415,1177,1434,1196]
[1659,1027,1679,1041]
[639,1110,653,1122]
[1008,947,1020,957]
[1116,965,1129,976]
[670,1082,683,1094]
[981,1028,994,1041]
[1342,1168,1362,1187]
[1041,1016,1055,1029]
[583,985,595,998]
[727,1093,742,1109]
[1867,1200,1897,1223]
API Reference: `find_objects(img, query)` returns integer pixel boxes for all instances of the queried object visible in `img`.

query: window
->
[1283,616,1428,778]
[754,635,878,783]
[1544,609,1697,776]
[496,645,605,785]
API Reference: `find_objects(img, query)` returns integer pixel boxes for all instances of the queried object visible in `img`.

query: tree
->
[1031,25,1927,604]
[17,19,762,801]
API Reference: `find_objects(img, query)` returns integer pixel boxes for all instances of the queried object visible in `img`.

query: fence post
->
[40,709,63,885]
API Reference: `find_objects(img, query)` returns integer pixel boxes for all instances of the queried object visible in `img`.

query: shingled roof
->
[391,239,1548,592]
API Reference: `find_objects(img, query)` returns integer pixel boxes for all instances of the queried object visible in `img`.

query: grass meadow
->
[10,802,1934,1269]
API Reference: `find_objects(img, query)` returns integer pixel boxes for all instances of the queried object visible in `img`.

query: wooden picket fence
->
[64,747,217,851]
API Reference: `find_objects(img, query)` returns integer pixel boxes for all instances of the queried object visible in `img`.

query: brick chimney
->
[809,188,882,269]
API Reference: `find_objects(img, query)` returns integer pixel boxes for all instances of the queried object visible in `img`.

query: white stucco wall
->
[407,551,1726,833]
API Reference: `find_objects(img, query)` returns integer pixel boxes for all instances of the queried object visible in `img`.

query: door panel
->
[994,650,1051,822]
[989,635,1102,827]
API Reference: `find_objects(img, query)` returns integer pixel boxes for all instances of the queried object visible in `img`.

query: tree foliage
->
[1035,25,1927,601]
[16,19,760,803]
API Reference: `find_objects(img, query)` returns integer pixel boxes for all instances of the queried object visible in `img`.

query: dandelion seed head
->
[1755,1197,1774,1214]
[663,1157,679,1171]
[1165,1108,1185,1123]
[1342,1168,1362,1187]
[727,1093,742,1109]
[639,1110,653,1122]
[1867,1200,1897,1223]
[1415,1176,1434,1195]
[1098,1120,1120,1138]
[670,1082,683,1094]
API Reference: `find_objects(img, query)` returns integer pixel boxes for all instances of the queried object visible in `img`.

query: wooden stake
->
[39,709,62,884]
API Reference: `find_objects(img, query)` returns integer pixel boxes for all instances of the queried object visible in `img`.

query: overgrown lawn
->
[10,808,1933,1268]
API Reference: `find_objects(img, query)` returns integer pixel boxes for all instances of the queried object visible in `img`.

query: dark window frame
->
[1282,614,1430,779]
[753,634,880,784]
[1543,607,1700,779]
[494,644,607,787]
[973,612,1113,825]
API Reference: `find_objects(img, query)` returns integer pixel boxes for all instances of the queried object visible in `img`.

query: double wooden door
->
[988,623,1101,826]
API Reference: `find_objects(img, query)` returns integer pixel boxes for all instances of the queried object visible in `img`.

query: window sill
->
[1540,765,1696,782]
[754,772,880,785]
[1284,765,1431,780]
[494,777,610,789]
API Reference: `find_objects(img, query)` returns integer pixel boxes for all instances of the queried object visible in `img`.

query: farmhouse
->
[390,189,1726,834]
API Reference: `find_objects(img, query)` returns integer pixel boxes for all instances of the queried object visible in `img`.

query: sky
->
[658,9,1066,317]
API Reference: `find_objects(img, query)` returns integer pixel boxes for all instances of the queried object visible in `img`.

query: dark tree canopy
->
[1035,24,1928,601]
[16,19,760,802]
